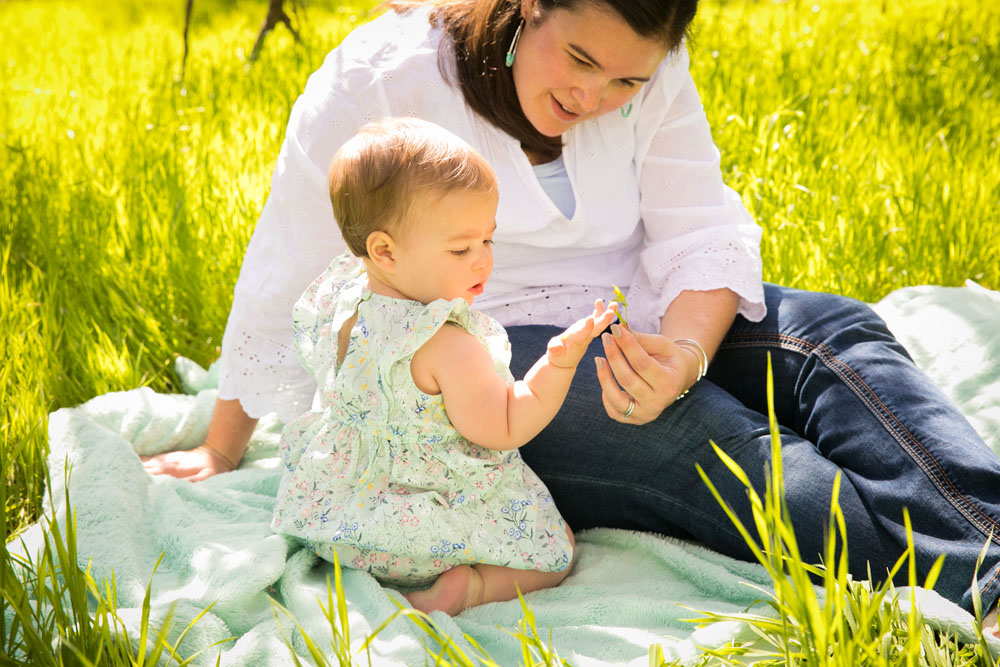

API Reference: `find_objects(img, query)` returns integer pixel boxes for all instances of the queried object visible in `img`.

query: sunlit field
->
[2,0,999,662]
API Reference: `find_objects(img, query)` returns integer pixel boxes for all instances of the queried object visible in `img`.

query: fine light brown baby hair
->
[329,117,497,257]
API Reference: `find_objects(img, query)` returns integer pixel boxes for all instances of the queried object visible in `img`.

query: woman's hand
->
[594,325,699,424]
[141,444,239,482]
[140,397,257,482]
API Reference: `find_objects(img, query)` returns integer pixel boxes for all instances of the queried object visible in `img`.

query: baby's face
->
[392,188,498,306]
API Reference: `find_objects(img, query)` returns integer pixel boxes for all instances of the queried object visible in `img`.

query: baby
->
[271,117,616,615]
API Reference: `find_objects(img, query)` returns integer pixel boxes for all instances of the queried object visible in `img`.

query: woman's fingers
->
[140,447,226,482]
[594,356,623,402]
[179,467,216,483]
[597,326,693,422]
[631,332,691,399]
[598,326,648,421]
[595,356,638,423]
[592,311,692,424]
[601,325,654,397]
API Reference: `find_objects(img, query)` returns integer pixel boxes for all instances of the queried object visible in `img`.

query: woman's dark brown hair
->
[388,0,698,162]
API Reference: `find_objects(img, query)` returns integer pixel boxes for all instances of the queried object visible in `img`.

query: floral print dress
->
[271,254,573,585]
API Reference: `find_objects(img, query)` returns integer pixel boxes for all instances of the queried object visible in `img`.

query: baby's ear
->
[366,231,396,271]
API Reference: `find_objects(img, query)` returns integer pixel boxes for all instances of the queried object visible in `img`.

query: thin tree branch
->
[181,0,194,82]
[249,0,302,63]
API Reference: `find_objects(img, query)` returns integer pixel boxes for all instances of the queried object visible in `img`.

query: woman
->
[142,0,1000,618]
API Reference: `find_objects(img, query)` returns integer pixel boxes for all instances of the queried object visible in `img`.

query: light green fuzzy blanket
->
[10,282,1000,665]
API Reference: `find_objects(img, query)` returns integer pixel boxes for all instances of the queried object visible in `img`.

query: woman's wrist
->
[657,289,738,393]
[201,442,241,471]
[200,397,257,471]
[673,338,708,398]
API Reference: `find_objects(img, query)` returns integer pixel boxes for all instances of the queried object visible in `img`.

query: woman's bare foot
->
[404,565,484,615]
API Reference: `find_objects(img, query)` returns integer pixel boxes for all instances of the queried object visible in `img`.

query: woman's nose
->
[572,79,603,112]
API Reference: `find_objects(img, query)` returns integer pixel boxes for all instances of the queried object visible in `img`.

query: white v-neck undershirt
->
[531,154,576,220]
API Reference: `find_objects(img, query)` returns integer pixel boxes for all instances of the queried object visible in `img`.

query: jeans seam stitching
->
[811,343,1000,544]
[981,562,1000,595]
[722,332,1000,545]
[721,332,816,355]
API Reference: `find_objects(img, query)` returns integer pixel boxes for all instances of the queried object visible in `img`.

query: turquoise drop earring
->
[621,102,633,118]
[505,18,525,67]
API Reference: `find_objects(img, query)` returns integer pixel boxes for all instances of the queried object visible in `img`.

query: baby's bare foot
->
[983,602,999,639]
[404,565,483,616]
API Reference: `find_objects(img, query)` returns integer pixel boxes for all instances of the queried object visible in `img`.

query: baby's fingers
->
[591,298,607,319]
[593,302,618,332]
[585,299,617,336]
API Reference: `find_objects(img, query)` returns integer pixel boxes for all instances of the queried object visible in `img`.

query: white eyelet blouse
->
[217,6,766,421]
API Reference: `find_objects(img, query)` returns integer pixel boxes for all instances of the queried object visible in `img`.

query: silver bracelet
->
[674,338,708,381]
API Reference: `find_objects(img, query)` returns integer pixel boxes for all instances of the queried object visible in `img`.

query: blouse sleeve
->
[626,48,766,332]
[216,34,393,422]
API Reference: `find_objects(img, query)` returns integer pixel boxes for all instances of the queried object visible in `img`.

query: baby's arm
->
[411,300,616,451]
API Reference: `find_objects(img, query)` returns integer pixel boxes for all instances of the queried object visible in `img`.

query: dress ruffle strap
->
[374,296,475,382]
[291,253,366,378]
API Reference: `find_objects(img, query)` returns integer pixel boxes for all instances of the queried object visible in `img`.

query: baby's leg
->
[405,527,575,615]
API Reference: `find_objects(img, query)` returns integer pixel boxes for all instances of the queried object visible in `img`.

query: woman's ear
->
[366,231,396,272]
[520,0,533,20]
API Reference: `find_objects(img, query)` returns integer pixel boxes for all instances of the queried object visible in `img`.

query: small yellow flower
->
[612,285,629,327]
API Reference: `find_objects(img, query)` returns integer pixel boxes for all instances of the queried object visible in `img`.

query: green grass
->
[2,0,999,663]
[691,0,1000,293]
[683,357,995,667]
[1,0,377,538]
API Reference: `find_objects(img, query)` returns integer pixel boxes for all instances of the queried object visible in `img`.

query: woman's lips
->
[551,94,578,121]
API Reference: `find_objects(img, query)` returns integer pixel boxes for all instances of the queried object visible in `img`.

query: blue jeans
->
[507,283,1000,614]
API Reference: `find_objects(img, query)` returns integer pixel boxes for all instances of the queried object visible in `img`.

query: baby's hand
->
[546,299,618,368]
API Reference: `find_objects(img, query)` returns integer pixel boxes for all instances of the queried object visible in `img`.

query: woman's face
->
[511,0,668,137]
